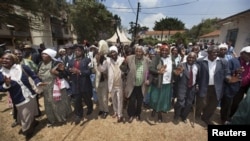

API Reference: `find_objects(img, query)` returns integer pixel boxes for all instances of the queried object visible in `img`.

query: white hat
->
[109,46,118,53]
[188,42,193,46]
[42,48,57,60]
[240,46,250,53]
[218,43,228,49]
[59,48,66,53]
[156,43,162,47]
[89,45,98,49]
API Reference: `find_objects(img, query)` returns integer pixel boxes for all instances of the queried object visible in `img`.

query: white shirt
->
[188,64,198,86]
[161,57,172,84]
[204,57,220,85]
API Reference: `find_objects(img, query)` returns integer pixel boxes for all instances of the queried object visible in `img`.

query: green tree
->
[69,0,115,43]
[153,17,185,31]
[187,18,221,42]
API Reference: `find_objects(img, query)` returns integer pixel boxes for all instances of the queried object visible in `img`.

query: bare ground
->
[0,93,221,141]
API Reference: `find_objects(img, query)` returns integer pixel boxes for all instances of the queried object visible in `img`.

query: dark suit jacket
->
[68,57,92,95]
[196,57,230,101]
[175,62,200,98]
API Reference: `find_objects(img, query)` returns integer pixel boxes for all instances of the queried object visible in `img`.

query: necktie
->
[188,65,193,87]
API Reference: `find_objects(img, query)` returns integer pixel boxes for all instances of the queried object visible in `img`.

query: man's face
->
[187,54,196,65]
[1,54,14,69]
[219,48,227,57]
[241,52,250,62]
[171,48,178,57]
[13,50,23,62]
[160,48,169,58]
[110,51,118,60]
[135,48,144,60]
[208,49,218,61]
[75,48,83,58]
[192,46,200,54]
[66,48,73,55]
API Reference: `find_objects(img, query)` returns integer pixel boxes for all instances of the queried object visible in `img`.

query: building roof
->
[199,30,220,38]
[142,30,185,35]
[218,9,250,25]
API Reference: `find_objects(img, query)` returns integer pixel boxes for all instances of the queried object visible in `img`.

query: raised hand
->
[4,75,11,86]
[158,65,166,74]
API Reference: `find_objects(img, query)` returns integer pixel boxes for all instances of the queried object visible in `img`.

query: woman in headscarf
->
[37,48,72,127]
[0,53,45,139]
[149,44,174,122]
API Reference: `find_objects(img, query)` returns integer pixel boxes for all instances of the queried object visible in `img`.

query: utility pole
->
[134,2,140,42]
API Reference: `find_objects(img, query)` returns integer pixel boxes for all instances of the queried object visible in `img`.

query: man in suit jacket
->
[68,45,93,124]
[173,52,199,124]
[195,45,240,125]
[122,45,151,123]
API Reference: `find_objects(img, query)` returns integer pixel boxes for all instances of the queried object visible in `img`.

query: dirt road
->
[0,93,220,141]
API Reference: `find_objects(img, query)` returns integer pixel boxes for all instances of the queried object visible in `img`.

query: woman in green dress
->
[149,44,173,122]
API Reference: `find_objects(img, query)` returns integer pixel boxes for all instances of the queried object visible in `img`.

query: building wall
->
[141,34,170,41]
[219,14,250,55]
[30,16,53,47]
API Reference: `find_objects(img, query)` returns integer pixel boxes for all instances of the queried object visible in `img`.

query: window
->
[226,28,238,47]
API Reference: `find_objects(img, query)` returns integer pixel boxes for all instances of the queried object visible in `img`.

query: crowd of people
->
[0,40,250,139]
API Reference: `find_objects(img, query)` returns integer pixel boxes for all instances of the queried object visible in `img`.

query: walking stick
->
[191,91,197,128]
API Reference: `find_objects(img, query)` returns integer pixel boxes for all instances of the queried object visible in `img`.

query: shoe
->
[173,118,179,125]
[117,117,123,123]
[102,112,108,119]
[143,103,150,109]
[136,115,141,121]
[25,133,34,140]
[87,109,93,115]
[74,117,81,125]
[98,111,104,116]
[158,113,162,123]
[112,113,117,118]
[151,110,156,117]
[182,119,187,124]
[47,122,53,127]
[11,121,18,128]
[128,117,134,123]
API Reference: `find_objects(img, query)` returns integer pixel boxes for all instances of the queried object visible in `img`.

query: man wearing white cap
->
[218,43,234,61]
[96,45,125,123]
[218,43,243,124]
[230,46,250,118]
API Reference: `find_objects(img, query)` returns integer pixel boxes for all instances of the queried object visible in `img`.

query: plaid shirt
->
[135,59,143,86]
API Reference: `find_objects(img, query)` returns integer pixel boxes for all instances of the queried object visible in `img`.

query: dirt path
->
[0,93,220,141]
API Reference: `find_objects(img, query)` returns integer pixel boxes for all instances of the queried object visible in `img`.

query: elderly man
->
[96,46,125,123]
[195,45,240,125]
[218,43,242,124]
[121,45,151,123]
[173,52,200,124]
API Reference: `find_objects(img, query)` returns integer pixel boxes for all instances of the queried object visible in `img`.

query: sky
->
[100,0,250,30]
